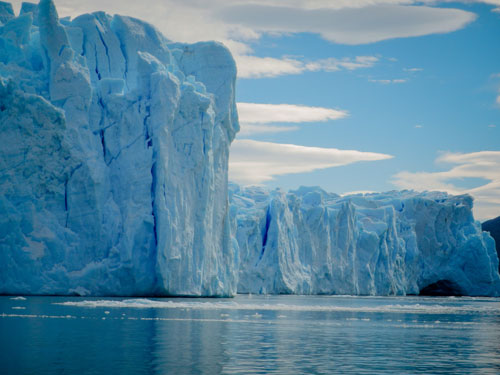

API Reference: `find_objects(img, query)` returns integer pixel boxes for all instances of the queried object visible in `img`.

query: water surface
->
[1,295,499,374]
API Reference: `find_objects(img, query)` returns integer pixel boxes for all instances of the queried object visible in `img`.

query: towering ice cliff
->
[0,1,238,296]
[230,185,500,296]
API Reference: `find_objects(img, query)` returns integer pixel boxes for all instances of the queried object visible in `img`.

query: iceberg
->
[230,184,500,296]
[0,0,238,296]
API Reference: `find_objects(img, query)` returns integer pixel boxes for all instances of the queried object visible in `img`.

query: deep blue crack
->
[257,205,272,264]
[150,161,158,247]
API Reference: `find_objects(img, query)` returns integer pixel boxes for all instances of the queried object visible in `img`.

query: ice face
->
[230,184,500,296]
[0,1,238,296]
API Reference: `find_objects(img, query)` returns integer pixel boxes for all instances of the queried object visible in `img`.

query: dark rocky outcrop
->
[482,216,500,273]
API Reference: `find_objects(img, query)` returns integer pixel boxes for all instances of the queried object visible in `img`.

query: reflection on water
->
[1,295,499,374]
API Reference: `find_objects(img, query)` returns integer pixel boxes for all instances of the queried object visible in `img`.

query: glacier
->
[0,0,238,296]
[1,1,499,298]
[230,184,500,296]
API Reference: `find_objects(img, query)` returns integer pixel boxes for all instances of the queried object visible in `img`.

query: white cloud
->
[370,79,407,84]
[235,55,304,79]
[420,0,500,12]
[237,103,347,124]
[237,55,379,79]
[415,124,423,128]
[341,190,376,196]
[404,67,423,72]
[305,56,379,72]
[236,103,348,135]
[489,74,500,107]
[13,0,478,80]
[230,139,393,184]
[238,124,299,136]
[471,0,500,7]
[216,3,476,45]
[392,151,500,220]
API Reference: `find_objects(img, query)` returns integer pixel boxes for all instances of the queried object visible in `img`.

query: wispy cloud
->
[235,55,305,79]
[473,0,500,12]
[369,79,407,84]
[489,73,500,107]
[237,103,347,124]
[404,67,423,72]
[230,139,393,184]
[236,103,348,135]
[305,56,379,72]
[341,190,376,196]
[392,151,500,220]
[237,55,379,79]
[238,125,300,136]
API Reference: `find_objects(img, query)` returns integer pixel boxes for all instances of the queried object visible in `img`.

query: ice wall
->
[230,185,500,296]
[0,0,238,296]
[1,1,498,298]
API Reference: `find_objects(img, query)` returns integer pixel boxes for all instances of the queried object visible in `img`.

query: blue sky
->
[11,0,500,219]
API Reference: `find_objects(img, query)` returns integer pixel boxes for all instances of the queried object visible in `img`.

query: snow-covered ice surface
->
[230,185,500,296]
[0,0,238,296]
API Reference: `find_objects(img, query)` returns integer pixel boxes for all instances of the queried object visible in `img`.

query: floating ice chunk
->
[10,296,27,301]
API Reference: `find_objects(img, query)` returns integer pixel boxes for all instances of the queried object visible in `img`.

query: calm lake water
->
[1,295,499,374]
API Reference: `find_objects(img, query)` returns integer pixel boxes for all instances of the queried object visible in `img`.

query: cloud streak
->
[236,103,348,135]
[305,56,379,72]
[234,55,305,79]
[236,55,379,79]
[230,139,393,184]
[369,79,407,84]
[392,151,500,220]
[237,103,348,124]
